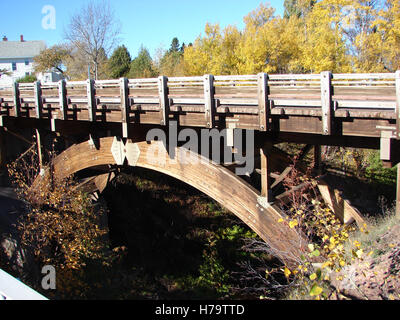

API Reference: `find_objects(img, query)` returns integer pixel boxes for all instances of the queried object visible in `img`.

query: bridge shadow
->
[322,171,396,218]
[98,167,280,299]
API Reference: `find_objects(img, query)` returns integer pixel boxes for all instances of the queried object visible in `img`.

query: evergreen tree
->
[107,45,132,78]
[128,46,157,78]
[170,37,180,53]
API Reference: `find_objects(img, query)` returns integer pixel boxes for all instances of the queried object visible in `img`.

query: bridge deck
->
[0,72,398,139]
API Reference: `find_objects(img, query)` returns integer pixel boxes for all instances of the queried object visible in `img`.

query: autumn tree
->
[373,0,400,71]
[107,45,132,78]
[64,0,121,79]
[284,0,316,18]
[184,23,242,75]
[33,44,71,75]
[299,0,352,73]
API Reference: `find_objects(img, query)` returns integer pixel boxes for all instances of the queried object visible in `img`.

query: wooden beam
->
[314,145,321,171]
[34,81,42,119]
[58,79,67,120]
[257,73,269,131]
[317,179,366,227]
[321,71,333,135]
[120,77,129,137]
[35,129,43,171]
[87,79,96,122]
[260,142,273,202]
[270,144,312,189]
[158,76,169,126]
[203,74,215,128]
[12,82,20,117]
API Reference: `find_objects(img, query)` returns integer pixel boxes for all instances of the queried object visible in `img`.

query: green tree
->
[128,46,157,78]
[107,45,132,78]
[170,37,180,53]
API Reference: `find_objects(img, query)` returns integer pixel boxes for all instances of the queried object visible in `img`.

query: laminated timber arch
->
[33,136,309,266]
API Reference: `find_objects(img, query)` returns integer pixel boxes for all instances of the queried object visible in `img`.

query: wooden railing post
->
[34,81,42,119]
[203,74,215,128]
[120,77,129,137]
[158,76,169,126]
[12,82,20,117]
[396,70,400,219]
[58,79,67,120]
[395,70,400,140]
[321,71,333,135]
[86,79,96,122]
[257,73,269,131]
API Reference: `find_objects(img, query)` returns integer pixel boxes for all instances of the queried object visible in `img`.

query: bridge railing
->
[0,72,397,136]
[0,268,48,300]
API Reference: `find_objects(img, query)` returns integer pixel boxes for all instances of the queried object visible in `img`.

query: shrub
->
[7,143,109,298]
[16,74,37,83]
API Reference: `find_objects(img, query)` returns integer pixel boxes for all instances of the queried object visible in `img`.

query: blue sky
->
[0,0,284,58]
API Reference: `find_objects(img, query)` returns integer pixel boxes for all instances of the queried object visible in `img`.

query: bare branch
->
[64,0,121,79]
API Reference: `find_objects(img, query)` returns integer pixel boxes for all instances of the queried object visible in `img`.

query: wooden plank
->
[269,74,321,80]
[158,76,169,126]
[257,73,269,131]
[87,79,96,122]
[336,100,395,109]
[321,71,333,135]
[333,73,395,80]
[203,74,215,128]
[214,75,257,81]
[34,81,42,119]
[12,82,20,117]
[58,79,67,120]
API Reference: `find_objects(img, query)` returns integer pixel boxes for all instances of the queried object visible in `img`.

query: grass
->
[344,208,399,260]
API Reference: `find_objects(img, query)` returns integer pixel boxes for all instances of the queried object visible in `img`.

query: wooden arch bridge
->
[0,71,399,266]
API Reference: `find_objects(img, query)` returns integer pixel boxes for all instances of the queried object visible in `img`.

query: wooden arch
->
[34,136,308,265]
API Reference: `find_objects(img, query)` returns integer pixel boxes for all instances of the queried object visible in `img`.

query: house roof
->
[0,40,46,59]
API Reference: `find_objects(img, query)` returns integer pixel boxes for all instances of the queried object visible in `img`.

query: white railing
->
[0,269,48,300]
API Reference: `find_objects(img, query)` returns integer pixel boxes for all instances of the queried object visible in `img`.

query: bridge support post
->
[260,142,273,203]
[314,145,321,173]
[12,82,20,117]
[0,129,6,171]
[35,129,43,172]
[397,164,400,219]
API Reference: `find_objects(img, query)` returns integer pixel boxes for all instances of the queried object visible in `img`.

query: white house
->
[0,35,62,86]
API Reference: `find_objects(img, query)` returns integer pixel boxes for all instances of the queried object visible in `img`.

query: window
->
[25,72,30,76]
[25,60,29,66]
[12,62,16,71]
